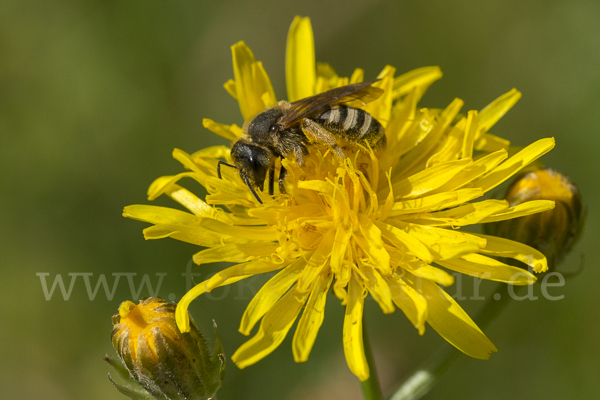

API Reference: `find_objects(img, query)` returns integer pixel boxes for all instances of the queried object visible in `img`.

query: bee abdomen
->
[317,105,385,149]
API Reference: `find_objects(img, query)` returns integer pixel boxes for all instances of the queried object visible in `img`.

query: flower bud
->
[487,168,583,271]
[110,297,225,400]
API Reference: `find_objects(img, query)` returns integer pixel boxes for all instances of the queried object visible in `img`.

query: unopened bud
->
[487,168,583,271]
[109,297,225,400]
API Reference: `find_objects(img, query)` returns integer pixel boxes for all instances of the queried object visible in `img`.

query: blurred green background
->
[1,0,598,399]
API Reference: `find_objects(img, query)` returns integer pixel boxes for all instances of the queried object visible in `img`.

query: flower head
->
[110,297,225,400]
[124,17,555,380]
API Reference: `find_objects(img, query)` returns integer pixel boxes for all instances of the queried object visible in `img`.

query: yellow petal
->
[297,179,334,195]
[147,173,199,201]
[315,62,338,92]
[474,132,511,153]
[386,188,483,217]
[203,118,242,141]
[461,110,479,159]
[356,215,391,275]
[205,175,260,206]
[363,66,395,126]
[478,88,521,133]
[143,224,244,246]
[296,230,335,293]
[400,105,434,145]
[293,220,334,249]
[405,272,497,359]
[159,183,255,225]
[387,221,486,260]
[426,118,466,167]
[231,42,275,120]
[360,265,394,314]
[437,253,536,284]
[480,200,555,223]
[392,158,472,198]
[223,79,237,100]
[286,16,315,102]
[250,203,325,226]
[431,149,508,193]
[240,257,307,335]
[392,98,463,179]
[175,260,286,332]
[293,272,333,362]
[385,274,428,334]
[469,138,555,193]
[124,204,277,241]
[476,234,548,273]
[232,41,260,120]
[343,276,369,381]
[153,148,218,191]
[333,262,351,303]
[124,204,198,225]
[383,89,419,162]
[205,191,258,209]
[406,199,509,227]
[193,242,280,264]
[330,226,352,275]
[255,61,276,108]
[232,289,306,368]
[377,221,433,263]
[172,148,208,175]
[350,68,364,84]
[378,172,396,221]
[336,77,350,89]
[393,66,443,102]
[403,262,455,287]
[204,260,287,293]
[191,144,233,160]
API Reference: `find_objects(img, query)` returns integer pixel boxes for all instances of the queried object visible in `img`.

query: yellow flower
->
[124,16,555,381]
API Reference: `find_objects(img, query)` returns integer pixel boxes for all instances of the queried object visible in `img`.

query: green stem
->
[361,320,383,400]
[387,283,525,400]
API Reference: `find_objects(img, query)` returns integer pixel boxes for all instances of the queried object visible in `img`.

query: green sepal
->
[105,356,155,400]
[206,320,226,395]
[104,355,131,381]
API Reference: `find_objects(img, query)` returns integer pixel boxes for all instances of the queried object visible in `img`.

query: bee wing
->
[277,80,384,129]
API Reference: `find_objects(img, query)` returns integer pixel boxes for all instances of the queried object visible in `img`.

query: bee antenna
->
[216,160,263,205]
[217,160,237,179]
[241,175,263,205]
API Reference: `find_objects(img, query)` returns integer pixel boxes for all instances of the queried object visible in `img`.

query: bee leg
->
[217,160,237,179]
[294,143,308,166]
[241,173,263,204]
[268,165,275,195]
[301,119,345,159]
[278,165,287,194]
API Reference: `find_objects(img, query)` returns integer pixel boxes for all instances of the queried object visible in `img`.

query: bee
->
[218,80,386,204]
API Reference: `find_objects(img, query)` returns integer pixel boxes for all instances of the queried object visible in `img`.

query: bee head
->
[247,107,284,139]
[230,139,274,189]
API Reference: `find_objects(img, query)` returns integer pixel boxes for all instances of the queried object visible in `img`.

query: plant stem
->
[361,320,383,400]
[387,283,524,400]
